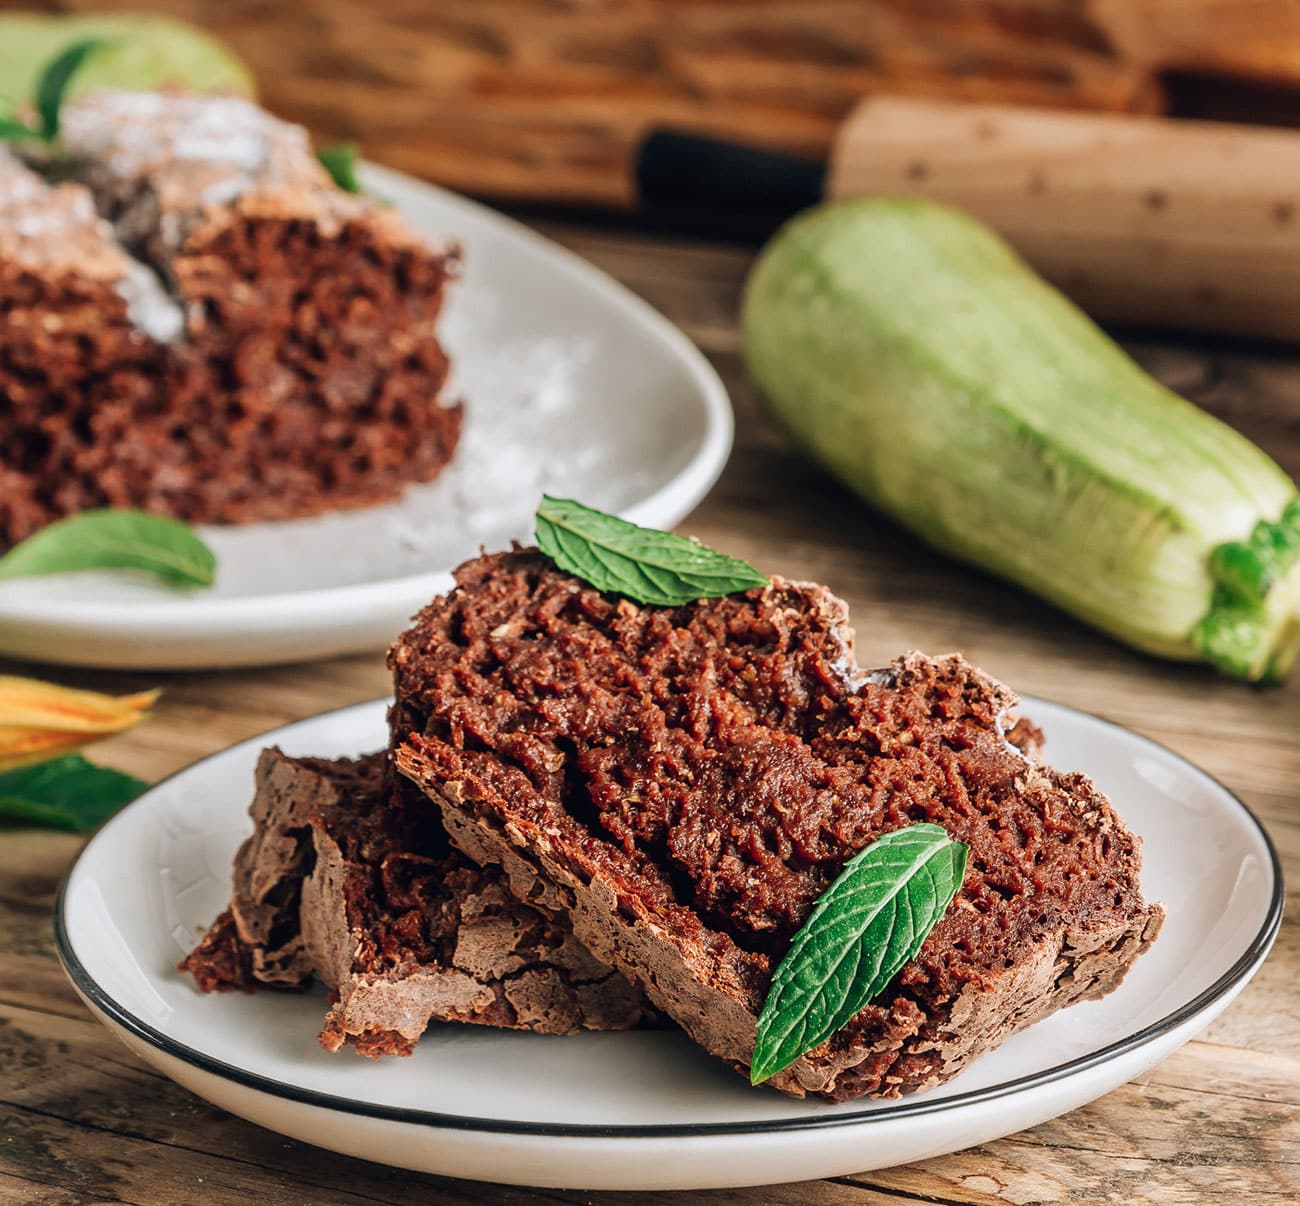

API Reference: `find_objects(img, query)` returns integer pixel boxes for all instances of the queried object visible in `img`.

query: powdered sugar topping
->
[114,260,185,342]
[59,90,332,245]
[0,147,130,278]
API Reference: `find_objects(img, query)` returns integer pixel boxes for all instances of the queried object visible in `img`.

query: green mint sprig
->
[0,37,112,144]
[751,823,968,1085]
[317,141,362,194]
[0,113,42,143]
[0,754,147,832]
[535,496,767,607]
[0,509,216,588]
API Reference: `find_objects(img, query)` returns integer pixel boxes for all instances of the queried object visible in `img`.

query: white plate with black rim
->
[56,695,1281,1191]
[0,164,732,671]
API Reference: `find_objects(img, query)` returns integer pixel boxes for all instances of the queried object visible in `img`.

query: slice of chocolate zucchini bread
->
[1,89,461,548]
[181,747,648,1056]
[0,147,184,545]
[391,550,1163,1102]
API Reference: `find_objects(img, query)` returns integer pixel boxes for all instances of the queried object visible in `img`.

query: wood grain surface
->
[0,0,1190,205]
[18,0,1300,208]
[2,222,1299,1204]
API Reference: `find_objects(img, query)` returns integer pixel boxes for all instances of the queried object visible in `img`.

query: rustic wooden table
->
[2,219,1297,1205]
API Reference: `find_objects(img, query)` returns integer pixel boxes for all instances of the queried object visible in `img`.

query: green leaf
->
[751,823,968,1085]
[0,754,147,832]
[317,141,362,194]
[0,509,216,588]
[0,111,39,142]
[37,35,113,139]
[535,496,768,606]
[0,14,256,115]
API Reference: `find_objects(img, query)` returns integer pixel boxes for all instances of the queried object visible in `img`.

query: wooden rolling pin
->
[638,96,1300,341]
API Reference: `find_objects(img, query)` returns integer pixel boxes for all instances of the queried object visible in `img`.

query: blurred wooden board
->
[16,0,1300,205]
[13,0,1300,206]
[1,217,1298,1203]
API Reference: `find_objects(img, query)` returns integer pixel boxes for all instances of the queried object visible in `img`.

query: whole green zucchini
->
[741,197,1300,681]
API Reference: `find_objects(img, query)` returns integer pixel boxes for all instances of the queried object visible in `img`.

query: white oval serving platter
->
[0,163,732,670]
[55,696,1281,1190]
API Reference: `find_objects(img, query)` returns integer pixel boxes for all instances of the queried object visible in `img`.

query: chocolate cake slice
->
[392,550,1164,1102]
[0,148,181,545]
[181,747,649,1056]
[1,89,461,548]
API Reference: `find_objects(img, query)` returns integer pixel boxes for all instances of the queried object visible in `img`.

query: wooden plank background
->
[1,221,1298,1203]
[12,0,1300,206]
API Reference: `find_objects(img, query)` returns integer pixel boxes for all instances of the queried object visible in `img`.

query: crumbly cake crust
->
[0,147,131,280]
[180,747,649,1055]
[391,550,1163,1101]
[56,90,436,281]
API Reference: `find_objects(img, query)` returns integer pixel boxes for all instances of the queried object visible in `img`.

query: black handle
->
[634,129,825,234]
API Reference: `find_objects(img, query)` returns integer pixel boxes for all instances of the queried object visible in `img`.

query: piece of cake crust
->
[180,747,649,1056]
[391,550,1163,1101]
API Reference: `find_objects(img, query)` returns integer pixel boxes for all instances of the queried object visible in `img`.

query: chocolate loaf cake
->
[0,148,176,545]
[181,747,648,1056]
[392,550,1163,1102]
[0,89,461,548]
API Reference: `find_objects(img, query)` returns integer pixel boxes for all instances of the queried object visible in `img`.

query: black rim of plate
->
[54,696,1285,1140]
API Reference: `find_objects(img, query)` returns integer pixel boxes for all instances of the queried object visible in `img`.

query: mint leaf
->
[751,823,968,1085]
[0,509,216,588]
[535,496,767,606]
[317,141,362,194]
[0,112,38,142]
[0,754,147,832]
[36,36,112,139]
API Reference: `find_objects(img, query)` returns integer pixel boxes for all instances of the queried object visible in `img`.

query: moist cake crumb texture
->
[392,550,1164,1101]
[0,89,461,550]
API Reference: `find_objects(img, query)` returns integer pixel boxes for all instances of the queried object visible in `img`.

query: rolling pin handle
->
[635,128,824,232]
